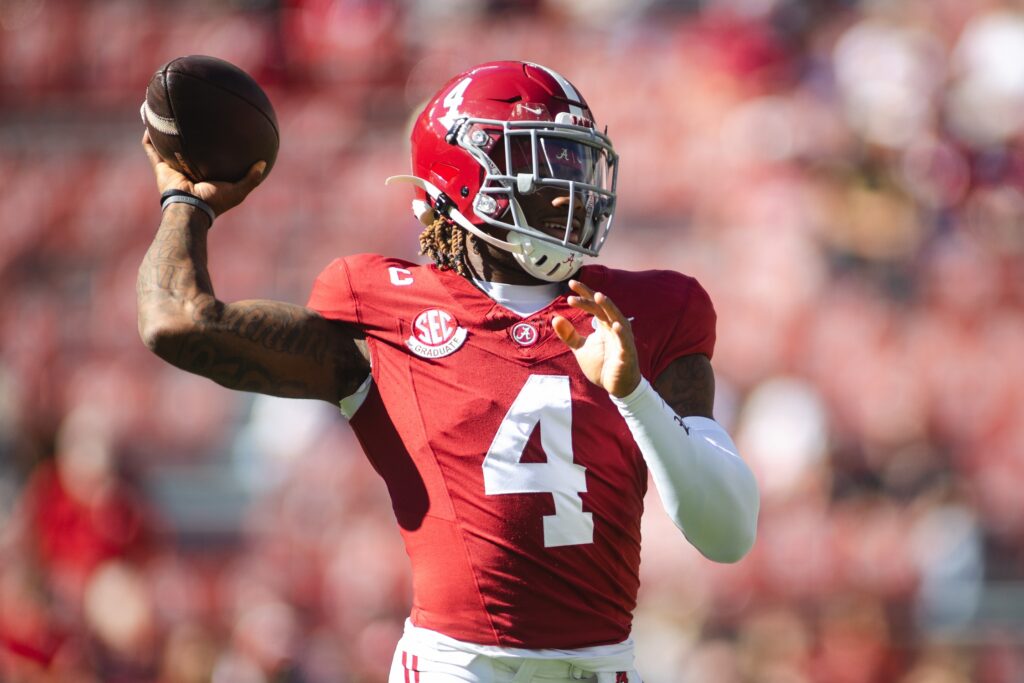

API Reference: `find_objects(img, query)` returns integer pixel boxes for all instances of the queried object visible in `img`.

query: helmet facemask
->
[453,113,618,282]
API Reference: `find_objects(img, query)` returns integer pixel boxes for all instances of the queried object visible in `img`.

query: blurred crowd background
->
[1,0,1023,681]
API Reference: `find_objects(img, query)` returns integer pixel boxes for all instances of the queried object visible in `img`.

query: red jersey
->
[307,254,715,649]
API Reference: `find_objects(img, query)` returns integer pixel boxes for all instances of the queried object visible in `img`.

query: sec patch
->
[406,308,467,359]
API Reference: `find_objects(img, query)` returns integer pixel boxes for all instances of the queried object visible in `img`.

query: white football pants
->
[388,622,642,683]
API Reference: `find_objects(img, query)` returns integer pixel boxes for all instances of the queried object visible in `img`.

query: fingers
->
[141,130,164,168]
[611,321,635,349]
[566,279,608,323]
[551,315,585,350]
[189,160,269,217]
[568,279,595,298]
[566,294,604,320]
[142,130,193,195]
[594,290,629,329]
[567,279,631,331]
[239,160,267,192]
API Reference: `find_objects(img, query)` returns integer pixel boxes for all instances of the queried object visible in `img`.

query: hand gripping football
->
[141,55,279,183]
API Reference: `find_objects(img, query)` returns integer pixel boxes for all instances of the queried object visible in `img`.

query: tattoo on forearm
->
[138,217,204,296]
[156,264,180,289]
[154,232,183,260]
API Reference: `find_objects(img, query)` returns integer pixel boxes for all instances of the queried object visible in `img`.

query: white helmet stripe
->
[526,62,584,117]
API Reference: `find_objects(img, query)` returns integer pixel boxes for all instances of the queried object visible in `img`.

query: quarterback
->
[137,61,759,683]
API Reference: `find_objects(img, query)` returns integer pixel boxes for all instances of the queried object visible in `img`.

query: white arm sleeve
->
[611,378,760,563]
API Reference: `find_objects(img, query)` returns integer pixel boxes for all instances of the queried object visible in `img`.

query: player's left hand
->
[552,280,641,398]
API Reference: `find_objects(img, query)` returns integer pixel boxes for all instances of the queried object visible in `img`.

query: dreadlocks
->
[419,214,472,277]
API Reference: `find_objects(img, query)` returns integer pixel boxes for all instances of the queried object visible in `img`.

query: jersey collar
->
[429,264,606,327]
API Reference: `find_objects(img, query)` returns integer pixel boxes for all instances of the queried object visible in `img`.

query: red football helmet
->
[387,61,618,281]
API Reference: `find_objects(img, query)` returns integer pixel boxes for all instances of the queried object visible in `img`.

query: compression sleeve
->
[612,378,759,563]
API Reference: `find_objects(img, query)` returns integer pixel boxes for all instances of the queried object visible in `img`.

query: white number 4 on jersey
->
[482,375,594,548]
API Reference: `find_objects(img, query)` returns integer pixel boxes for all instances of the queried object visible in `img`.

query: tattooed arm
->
[137,133,370,403]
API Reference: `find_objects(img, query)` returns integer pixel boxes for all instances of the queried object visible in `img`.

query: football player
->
[138,61,759,683]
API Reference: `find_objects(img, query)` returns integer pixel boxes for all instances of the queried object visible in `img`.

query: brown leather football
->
[142,55,278,183]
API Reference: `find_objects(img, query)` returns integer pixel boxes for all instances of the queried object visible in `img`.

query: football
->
[142,55,279,183]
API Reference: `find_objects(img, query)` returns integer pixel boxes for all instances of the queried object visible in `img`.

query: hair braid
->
[419,214,472,277]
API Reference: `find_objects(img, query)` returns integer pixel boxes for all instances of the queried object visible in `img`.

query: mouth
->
[538,217,583,242]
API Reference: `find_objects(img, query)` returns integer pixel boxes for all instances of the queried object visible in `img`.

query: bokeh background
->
[2,0,1024,681]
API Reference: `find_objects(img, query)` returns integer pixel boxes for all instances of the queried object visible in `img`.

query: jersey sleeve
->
[307,255,378,418]
[649,273,717,380]
[307,257,360,325]
[307,252,420,331]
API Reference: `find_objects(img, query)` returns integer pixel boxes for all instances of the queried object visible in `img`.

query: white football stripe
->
[527,62,584,117]
[140,100,179,136]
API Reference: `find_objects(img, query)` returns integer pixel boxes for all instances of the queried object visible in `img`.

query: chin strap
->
[506,232,583,282]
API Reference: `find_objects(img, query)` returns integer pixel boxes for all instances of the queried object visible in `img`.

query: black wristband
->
[160,189,200,206]
[160,189,216,225]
